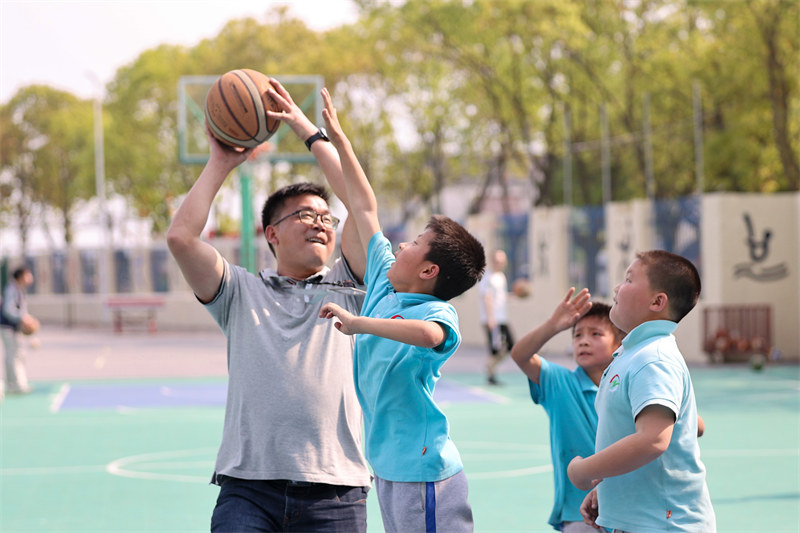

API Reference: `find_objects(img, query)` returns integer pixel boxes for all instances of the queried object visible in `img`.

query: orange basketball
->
[512,278,531,298]
[205,69,281,148]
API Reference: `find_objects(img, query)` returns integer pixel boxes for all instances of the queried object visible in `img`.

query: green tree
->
[103,44,197,233]
[0,86,95,250]
[10,0,794,249]
[691,0,799,192]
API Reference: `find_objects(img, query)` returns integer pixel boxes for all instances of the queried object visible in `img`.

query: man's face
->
[266,194,336,277]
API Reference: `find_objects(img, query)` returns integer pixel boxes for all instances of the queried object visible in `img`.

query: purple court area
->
[57,379,498,411]
[58,383,228,410]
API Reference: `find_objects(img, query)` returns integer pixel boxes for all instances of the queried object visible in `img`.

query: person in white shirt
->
[478,250,515,385]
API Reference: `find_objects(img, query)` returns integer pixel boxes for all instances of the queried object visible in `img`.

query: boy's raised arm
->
[265,80,366,280]
[511,288,592,383]
[320,88,380,256]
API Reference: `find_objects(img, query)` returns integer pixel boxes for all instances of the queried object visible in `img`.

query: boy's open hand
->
[320,88,347,148]
[579,488,602,529]
[319,302,359,335]
[264,78,315,134]
[549,287,592,332]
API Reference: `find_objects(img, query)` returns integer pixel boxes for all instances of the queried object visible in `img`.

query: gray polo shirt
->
[205,258,371,487]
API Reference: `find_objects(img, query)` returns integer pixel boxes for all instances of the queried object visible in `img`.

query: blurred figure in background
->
[478,249,515,385]
[1,266,37,397]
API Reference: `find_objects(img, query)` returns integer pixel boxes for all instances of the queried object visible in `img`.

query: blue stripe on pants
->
[425,482,436,533]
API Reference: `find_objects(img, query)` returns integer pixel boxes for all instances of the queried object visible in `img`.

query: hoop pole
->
[239,168,256,273]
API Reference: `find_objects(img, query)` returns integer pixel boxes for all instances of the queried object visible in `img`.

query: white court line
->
[2,464,107,475]
[49,383,70,413]
[9,447,791,484]
[469,465,553,479]
[106,447,217,483]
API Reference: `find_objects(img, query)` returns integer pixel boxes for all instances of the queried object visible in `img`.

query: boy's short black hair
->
[261,182,331,256]
[573,301,625,343]
[423,215,486,301]
[636,250,701,323]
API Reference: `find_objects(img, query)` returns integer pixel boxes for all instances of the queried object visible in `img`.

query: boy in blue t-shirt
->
[567,250,715,532]
[511,289,624,533]
[312,88,486,533]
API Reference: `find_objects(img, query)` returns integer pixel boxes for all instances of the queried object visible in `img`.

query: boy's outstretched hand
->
[264,78,314,135]
[549,287,593,333]
[320,302,359,335]
[320,87,347,148]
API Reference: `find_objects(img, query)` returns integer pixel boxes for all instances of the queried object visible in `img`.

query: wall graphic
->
[733,213,789,282]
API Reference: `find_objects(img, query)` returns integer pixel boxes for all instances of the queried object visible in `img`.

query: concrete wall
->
[699,192,799,359]
[24,192,799,362]
[455,192,799,362]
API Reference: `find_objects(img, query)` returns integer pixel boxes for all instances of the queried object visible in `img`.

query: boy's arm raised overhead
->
[511,288,592,383]
[265,80,366,281]
[567,404,675,491]
[166,127,252,303]
[320,88,380,257]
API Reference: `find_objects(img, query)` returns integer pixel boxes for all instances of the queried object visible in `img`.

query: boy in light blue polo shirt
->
[568,250,716,532]
[315,88,486,533]
[511,289,624,533]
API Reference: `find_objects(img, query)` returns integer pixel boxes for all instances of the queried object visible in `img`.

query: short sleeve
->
[628,359,684,419]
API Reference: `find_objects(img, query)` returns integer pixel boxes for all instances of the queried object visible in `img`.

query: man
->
[166,79,370,532]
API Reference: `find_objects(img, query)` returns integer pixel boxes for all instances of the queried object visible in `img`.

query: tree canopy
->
[2,0,797,250]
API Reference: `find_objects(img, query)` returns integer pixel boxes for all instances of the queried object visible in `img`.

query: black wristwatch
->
[304,128,330,151]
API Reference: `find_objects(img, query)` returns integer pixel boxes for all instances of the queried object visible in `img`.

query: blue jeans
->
[210,476,369,532]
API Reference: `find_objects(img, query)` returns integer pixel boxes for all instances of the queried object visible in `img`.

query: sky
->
[0,0,358,103]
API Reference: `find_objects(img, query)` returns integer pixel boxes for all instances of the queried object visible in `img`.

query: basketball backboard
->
[177,74,323,165]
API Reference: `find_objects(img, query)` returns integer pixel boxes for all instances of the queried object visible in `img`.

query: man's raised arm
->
[166,129,251,303]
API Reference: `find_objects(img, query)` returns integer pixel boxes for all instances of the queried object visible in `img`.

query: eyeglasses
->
[272,208,340,230]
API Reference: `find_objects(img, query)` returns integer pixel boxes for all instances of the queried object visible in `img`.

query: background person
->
[1,266,36,397]
[478,249,515,385]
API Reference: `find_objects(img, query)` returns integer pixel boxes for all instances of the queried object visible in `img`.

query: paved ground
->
[2,325,798,532]
[20,324,547,382]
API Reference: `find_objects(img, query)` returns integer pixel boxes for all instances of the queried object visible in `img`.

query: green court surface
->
[1,329,798,532]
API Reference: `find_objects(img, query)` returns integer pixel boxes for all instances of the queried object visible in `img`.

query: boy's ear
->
[419,262,439,280]
[650,292,668,313]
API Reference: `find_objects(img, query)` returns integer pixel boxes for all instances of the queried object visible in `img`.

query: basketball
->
[205,69,281,148]
[20,314,39,336]
[512,278,531,298]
